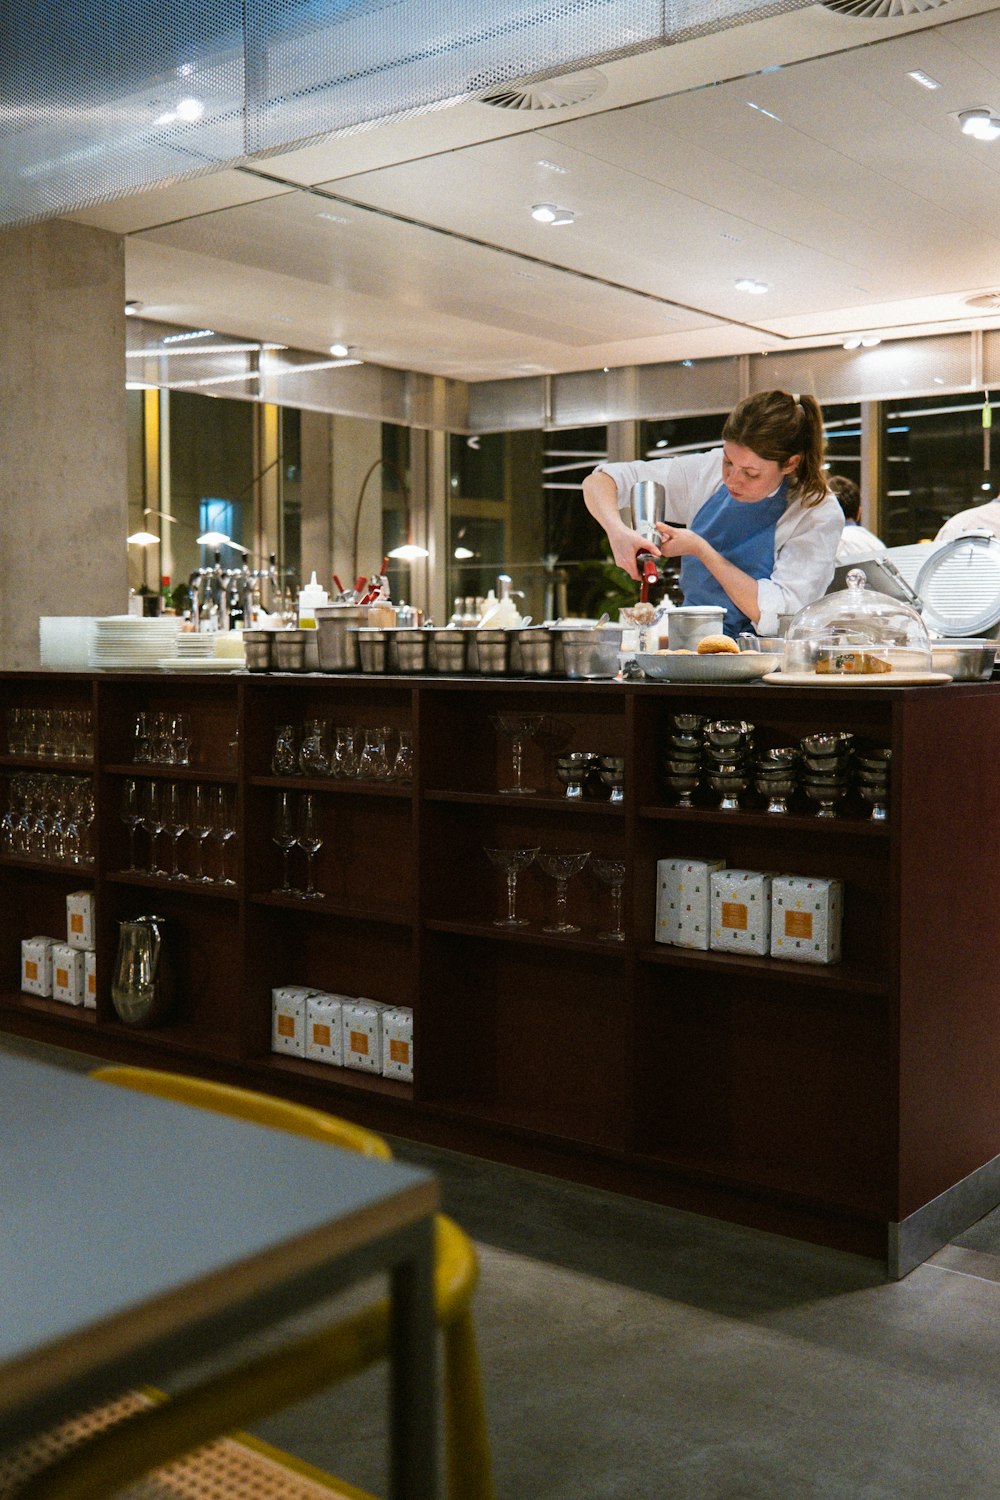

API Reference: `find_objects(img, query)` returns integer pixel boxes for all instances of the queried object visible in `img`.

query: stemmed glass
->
[591,858,626,942]
[490,713,543,795]
[120,777,143,870]
[164,782,188,880]
[190,784,215,883]
[296,792,324,899]
[211,785,237,886]
[272,791,299,895]
[143,780,167,876]
[537,850,590,935]
[484,846,539,928]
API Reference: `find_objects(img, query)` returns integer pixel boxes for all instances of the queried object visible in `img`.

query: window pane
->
[882,394,996,547]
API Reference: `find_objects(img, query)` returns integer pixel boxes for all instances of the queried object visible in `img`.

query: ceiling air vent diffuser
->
[966,292,1000,311]
[820,0,952,15]
[477,69,607,110]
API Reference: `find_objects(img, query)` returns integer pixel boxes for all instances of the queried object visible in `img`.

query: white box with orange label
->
[710,870,773,955]
[51,943,85,1006]
[83,949,97,1010]
[656,858,726,949]
[305,993,346,1067]
[342,999,385,1073]
[770,875,843,965]
[21,936,56,996]
[66,890,95,951]
[381,1007,414,1082]
[271,985,316,1057]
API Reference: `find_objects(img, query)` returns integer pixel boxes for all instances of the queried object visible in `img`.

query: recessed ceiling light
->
[908,69,941,90]
[982,482,992,491]
[682,360,695,368]
[860,335,881,347]
[959,108,1000,141]
[735,278,769,294]
[746,101,782,122]
[162,328,214,343]
[531,203,575,225]
[329,342,350,358]
[514,271,538,281]
[720,232,740,243]
[316,211,350,224]
[934,377,945,384]
[536,159,567,173]
[454,546,475,559]
[843,336,862,349]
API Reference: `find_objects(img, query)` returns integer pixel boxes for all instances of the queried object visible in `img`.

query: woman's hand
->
[655,523,704,560]
[607,522,662,581]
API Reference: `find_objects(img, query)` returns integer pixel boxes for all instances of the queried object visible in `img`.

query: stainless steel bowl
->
[555,626,623,679]
[929,638,998,680]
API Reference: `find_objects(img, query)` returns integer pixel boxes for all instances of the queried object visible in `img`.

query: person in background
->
[582,389,843,638]
[829,475,886,562]
[933,494,1000,545]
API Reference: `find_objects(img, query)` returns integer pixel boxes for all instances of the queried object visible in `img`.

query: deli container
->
[474,629,512,675]
[512,627,556,676]
[351,627,397,673]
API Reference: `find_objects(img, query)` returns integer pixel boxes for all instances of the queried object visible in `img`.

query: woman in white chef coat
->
[582,389,843,639]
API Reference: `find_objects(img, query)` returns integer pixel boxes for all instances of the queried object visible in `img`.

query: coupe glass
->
[537,849,590,934]
[272,791,299,894]
[164,781,188,879]
[591,857,626,942]
[484,845,538,928]
[120,777,143,870]
[190,784,214,883]
[296,791,324,899]
[490,712,543,795]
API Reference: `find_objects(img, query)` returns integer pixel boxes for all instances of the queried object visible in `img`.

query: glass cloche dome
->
[784,568,932,675]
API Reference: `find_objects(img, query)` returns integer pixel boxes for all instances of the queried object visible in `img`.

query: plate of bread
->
[636,636,783,682]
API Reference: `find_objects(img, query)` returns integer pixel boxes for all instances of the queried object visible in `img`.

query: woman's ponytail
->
[722,389,828,507]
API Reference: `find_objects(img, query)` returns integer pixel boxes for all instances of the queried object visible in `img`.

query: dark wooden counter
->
[2,668,998,1275]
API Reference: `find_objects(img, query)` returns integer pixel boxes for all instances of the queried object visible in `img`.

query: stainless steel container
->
[315,605,367,671]
[929,638,998,680]
[395,628,429,673]
[427,629,468,674]
[242,629,274,671]
[475,628,512,675]
[512,627,555,676]
[554,626,623,679]
[353,627,397,673]
[274,629,308,671]
[666,606,726,652]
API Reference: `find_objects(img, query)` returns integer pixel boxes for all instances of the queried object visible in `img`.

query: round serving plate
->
[762,669,951,687]
[636,651,781,683]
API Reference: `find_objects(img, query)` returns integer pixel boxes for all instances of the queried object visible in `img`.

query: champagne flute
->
[120,777,142,870]
[190,784,214,883]
[211,785,237,886]
[164,781,188,880]
[272,791,299,895]
[296,792,324,899]
[143,779,167,876]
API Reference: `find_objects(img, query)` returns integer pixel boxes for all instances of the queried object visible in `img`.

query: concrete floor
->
[8,1031,1000,1499]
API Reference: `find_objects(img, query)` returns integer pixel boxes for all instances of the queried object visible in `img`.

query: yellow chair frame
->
[4,1066,494,1500]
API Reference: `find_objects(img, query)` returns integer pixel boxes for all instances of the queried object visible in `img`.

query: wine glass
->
[120,777,143,870]
[164,781,188,880]
[143,779,167,876]
[591,858,626,942]
[484,846,539,928]
[272,791,299,895]
[211,785,237,886]
[296,792,324,899]
[490,712,543,795]
[190,784,215,883]
[537,850,590,935]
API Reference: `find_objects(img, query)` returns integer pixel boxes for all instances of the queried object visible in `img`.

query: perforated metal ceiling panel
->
[0,0,813,227]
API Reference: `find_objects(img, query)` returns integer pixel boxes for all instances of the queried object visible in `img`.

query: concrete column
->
[0,220,128,667]
[299,409,333,585]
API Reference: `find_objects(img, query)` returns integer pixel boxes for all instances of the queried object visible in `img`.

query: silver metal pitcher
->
[625,480,668,545]
[111,914,172,1028]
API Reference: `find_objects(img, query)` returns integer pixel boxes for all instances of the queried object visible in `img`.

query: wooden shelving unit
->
[1,667,999,1273]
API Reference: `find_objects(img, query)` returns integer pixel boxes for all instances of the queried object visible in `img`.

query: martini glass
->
[591,857,626,942]
[538,850,590,934]
[490,713,543,795]
[484,846,538,927]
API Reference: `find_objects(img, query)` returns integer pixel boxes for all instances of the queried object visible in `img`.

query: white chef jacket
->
[836,522,886,562]
[934,501,1000,545]
[595,449,844,637]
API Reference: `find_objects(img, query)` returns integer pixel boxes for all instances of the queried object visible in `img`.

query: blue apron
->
[679,479,788,638]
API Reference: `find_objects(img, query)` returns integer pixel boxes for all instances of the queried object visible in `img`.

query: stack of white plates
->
[90,616,179,669]
[39,617,95,669]
[174,634,217,659]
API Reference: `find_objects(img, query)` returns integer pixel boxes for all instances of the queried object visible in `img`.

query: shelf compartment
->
[250,892,412,927]
[637,804,889,836]
[424,790,622,814]
[0,990,97,1028]
[262,1053,414,1103]
[419,930,628,1152]
[105,765,238,784]
[106,871,240,900]
[0,755,94,772]
[250,775,411,799]
[638,943,887,996]
[0,855,96,876]
[425,917,626,957]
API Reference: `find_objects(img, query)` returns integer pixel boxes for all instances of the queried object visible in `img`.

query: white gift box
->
[21,936,56,996]
[51,944,85,1006]
[66,890,95,951]
[83,949,97,1010]
[770,876,843,965]
[656,858,726,949]
[710,870,773,955]
[305,993,346,1066]
[342,999,385,1073]
[381,1007,414,1082]
[271,985,317,1057]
